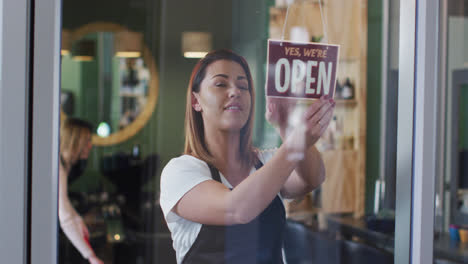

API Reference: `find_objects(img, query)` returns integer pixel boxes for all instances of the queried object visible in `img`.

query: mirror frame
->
[61,22,159,146]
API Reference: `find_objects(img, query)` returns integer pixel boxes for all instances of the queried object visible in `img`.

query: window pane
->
[57,1,402,263]
[435,1,468,263]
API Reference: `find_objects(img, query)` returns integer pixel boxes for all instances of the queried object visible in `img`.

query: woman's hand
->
[301,95,335,148]
[76,218,103,264]
[266,95,335,159]
[88,254,104,264]
[76,216,90,240]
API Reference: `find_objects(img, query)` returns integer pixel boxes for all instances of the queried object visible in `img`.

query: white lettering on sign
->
[318,61,333,95]
[275,58,290,93]
[306,61,318,94]
[291,59,306,94]
[274,59,334,96]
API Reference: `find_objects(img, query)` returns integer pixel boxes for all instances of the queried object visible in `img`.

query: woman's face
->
[193,60,251,132]
[78,131,92,160]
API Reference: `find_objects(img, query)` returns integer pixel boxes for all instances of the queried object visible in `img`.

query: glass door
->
[7,0,442,263]
[433,0,468,263]
[56,0,402,263]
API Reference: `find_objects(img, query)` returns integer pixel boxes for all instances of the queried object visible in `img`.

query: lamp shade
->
[61,29,72,56]
[290,26,310,42]
[72,40,96,61]
[181,32,212,58]
[115,31,143,58]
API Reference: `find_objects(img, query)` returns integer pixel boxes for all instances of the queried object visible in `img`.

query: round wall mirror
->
[60,22,158,146]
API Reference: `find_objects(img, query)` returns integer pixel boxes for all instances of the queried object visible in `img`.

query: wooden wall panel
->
[270,0,368,218]
[321,150,358,213]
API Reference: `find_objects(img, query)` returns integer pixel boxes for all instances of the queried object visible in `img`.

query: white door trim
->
[30,0,62,263]
[396,0,439,263]
[0,0,32,263]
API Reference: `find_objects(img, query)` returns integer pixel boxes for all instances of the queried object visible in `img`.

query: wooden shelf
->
[323,149,358,154]
[272,0,325,10]
[339,57,360,63]
[334,99,357,107]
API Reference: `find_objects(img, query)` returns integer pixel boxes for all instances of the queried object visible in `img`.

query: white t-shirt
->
[159,150,275,264]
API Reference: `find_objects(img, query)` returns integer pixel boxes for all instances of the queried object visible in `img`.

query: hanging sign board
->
[266,39,340,100]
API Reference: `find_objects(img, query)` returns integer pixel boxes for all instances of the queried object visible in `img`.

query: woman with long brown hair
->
[59,118,104,264]
[160,49,335,263]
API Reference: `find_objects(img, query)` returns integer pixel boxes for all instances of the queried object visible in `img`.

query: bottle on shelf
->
[341,78,354,100]
[335,78,343,99]
[334,115,344,149]
[330,116,337,145]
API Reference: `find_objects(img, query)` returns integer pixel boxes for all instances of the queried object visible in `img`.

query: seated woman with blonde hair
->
[59,118,104,264]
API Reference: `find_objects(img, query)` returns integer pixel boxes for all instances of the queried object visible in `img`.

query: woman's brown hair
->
[60,118,93,169]
[183,49,259,168]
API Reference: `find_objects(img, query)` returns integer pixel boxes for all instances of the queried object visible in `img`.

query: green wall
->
[153,0,234,190]
[460,84,468,150]
[365,0,383,214]
[61,56,83,114]
[231,0,279,149]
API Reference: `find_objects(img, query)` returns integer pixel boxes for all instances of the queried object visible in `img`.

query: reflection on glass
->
[434,1,468,263]
[56,0,412,263]
[60,2,163,262]
[59,118,104,264]
[118,57,149,130]
[61,31,150,134]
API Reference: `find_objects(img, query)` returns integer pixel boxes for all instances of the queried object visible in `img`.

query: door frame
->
[0,0,62,263]
[395,0,440,263]
[0,0,33,263]
[0,0,442,263]
[29,0,63,263]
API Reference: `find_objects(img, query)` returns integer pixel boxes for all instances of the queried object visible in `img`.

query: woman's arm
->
[170,97,333,226]
[58,164,95,260]
[58,165,80,221]
[270,96,335,199]
[280,146,325,199]
[173,137,299,226]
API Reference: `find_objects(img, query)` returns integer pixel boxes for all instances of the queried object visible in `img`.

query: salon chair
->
[100,152,160,230]
[283,220,341,264]
[101,152,176,263]
[283,220,393,264]
[341,239,393,264]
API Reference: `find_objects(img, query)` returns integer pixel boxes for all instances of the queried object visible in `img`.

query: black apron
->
[182,161,286,264]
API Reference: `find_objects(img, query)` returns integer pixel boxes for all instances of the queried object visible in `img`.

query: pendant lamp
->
[115,31,143,58]
[181,32,212,58]
[72,40,96,61]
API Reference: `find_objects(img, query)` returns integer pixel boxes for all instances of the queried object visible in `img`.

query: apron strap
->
[207,164,222,182]
[208,159,264,183]
[254,160,263,170]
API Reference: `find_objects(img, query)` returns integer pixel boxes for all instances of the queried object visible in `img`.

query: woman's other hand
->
[88,254,104,264]
[265,96,297,137]
[301,95,335,148]
[270,95,335,160]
